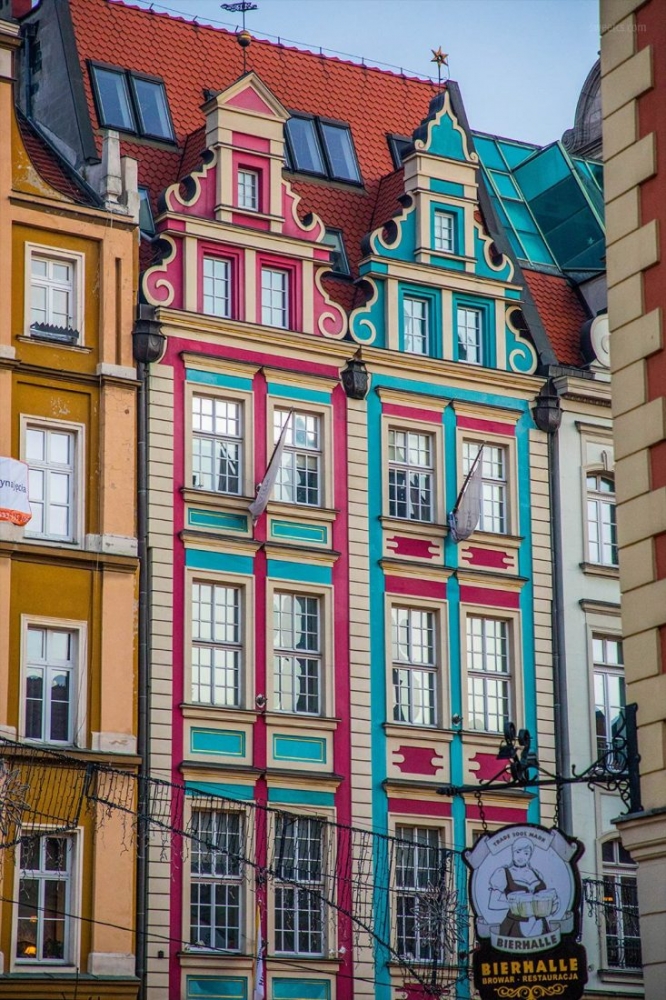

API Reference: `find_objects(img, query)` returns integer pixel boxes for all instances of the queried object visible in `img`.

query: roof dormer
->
[202,71,290,230]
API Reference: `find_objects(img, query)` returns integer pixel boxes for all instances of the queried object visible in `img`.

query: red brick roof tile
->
[523,269,589,367]
[68,0,439,286]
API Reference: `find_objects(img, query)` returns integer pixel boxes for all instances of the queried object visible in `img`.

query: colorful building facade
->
[0,7,140,998]
[2,0,645,998]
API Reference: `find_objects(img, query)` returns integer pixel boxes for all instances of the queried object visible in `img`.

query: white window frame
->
[394,824,449,964]
[462,607,522,735]
[191,394,243,495]
[25,243,84,342]
[433,212,455,253]
[272,407,323,507]
[272,812,326,957]
[456,424,519,537]
[261,267,289,329]
[19,616,88,749]
[267,579,333,719]
[202,256,231,319]
[456,306,483,365]
[586,471,618,567]
[592,633,625,769]
[391,605,438,727]
[185,569,253,713]
[21,417,84,546]
[188,808,245,952]
[237,169,259,212]
[387,427,435,523]
[11,828,82,971]
[403,296,429,356]
[462,441,508,534]
[273,590,322,716]
[600,838,642,971]
[185,379,254,500]
[191,581,243,709]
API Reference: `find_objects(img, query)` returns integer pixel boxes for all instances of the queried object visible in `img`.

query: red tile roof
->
[17,114,94,205]
[523,268,589,367]
[67,0,438,281]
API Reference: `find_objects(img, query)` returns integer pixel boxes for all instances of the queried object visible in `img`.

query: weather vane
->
[431,46,449,89]
[222,2,258,70]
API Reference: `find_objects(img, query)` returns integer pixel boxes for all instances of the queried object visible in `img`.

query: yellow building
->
[0,12,140,997]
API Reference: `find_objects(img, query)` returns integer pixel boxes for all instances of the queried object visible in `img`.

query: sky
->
[126,0,601,146]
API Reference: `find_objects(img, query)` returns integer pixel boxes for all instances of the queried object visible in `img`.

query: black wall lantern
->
[132,305,165,365]
[340,350,369,400]
[532,378,562,434]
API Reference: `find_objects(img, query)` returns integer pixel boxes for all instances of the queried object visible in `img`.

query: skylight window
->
[285,114,361,185]
[322,229,350,276]
[388,135,412,169]
[90,65,175,141]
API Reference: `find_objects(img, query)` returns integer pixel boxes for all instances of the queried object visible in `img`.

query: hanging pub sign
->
[464,823,588,1000]
[0,457,32,527]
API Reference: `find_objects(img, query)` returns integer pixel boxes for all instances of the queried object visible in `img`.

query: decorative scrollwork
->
[497,985,567,999]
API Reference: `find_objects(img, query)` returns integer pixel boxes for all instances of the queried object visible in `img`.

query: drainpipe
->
[532,379,571,833]
[132,307,166,1000]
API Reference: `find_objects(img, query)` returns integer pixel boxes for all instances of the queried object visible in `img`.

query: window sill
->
[264,711,340,731]
[384,722,453,740]
[380,514,447,535]
[597,967,643,982]
[266,500,338,523]
[181,704,259,725]
[580,561,620,579]
[17,335,92,354]
[182,487,254,510]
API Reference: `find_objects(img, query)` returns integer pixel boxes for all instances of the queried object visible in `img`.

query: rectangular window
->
[602,840,642,970]
[273,409,321,506]
[392,607,437,726]
[457,306,483,364]
[191,395,242,494]
[191,583,242,707]
[24,626,75,745]
[202,257,231,319]
[434,212,455,253]
[274,592,321,715]
[237,169,259,212]
[322,228,350,276]
[25,425,76,542]
[285,114,361,184]
[396,826,446,962]
[30,255,77,340]
[16,835,72,964]
[403,296,429,355]
[91,65,174,140]
[319,121,361,183]
[587,473,617,566]
[593,635,625,769]
[261,268,289,329]
[463,442,507,534]
[274,815,324,956]
[467,616,510,733]
[388,429,434,522]
[190,811,243,952]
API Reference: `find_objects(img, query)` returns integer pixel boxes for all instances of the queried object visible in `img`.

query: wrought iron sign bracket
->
[439,705,642,814]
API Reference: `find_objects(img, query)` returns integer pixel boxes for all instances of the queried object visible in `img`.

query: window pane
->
[434,213,454,252]
[457,307,483,364]
[319,122,360,182]
[202,257,230,318]
[286,117,325,174]
[388,430,434,522]
[132,77,173,139]
[93,67,134,131]
[237,169,259,211]
[261,268,288,328]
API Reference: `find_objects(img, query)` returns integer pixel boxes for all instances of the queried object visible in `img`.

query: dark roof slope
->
[17,114,98,205]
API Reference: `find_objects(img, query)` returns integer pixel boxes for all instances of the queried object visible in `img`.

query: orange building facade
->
[0,12,140,997]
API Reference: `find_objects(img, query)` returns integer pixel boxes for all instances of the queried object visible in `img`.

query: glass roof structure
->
[473,133,605,273]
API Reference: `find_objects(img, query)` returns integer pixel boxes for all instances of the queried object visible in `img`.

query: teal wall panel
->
[270,520,328,545]
[185,549,254,575]
[188,509,248,533]
[272,980,330,1000]
[266,559,331,585]
[186,369,253,392]
[187,977,247,998]
[190,728,246,757]
[273,734,327,764]
[267,788,334,807]
[185,780,255,801]
[267,382,331,405]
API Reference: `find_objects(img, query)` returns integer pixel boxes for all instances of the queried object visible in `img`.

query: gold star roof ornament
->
[431,46,449,89]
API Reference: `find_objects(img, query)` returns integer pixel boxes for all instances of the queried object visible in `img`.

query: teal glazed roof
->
[473,132,605,273]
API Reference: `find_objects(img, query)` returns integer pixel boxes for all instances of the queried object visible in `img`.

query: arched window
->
[586,472,617,566]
